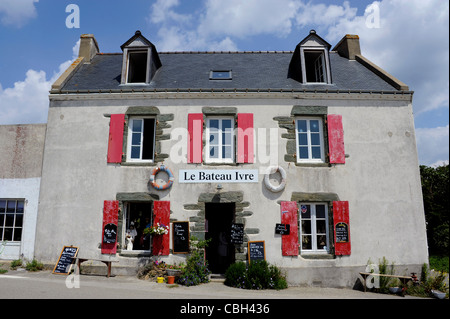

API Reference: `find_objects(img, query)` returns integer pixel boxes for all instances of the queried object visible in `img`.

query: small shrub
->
[10,259,23,270]
[176,250,211,286]
[225,261,287,290]
[25,259,44,272]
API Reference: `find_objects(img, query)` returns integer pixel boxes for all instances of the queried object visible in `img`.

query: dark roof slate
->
[60,51,398,92]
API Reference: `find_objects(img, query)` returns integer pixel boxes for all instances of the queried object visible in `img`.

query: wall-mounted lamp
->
[216,184,223,190]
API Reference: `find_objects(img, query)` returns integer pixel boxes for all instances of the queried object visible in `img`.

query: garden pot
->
[167,276,175,284]
[157,277,164,283]
[167,269,181,277]
[431,290,446,299]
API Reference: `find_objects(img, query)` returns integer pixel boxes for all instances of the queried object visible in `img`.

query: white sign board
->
[179,169,259,183]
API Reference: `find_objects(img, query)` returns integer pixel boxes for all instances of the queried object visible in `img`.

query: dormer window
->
[120,31,161,85]
[289,30,332,85]
[127,51,148,83]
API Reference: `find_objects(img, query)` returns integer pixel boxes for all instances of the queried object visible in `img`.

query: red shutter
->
[333,201,351,256]
[187,114,203,163]
[101,200,119,254]
[237,113,254,163]
[327,114,345,164]
[281,201,299,256]
[152,201,170,256]
[107,114,125,163]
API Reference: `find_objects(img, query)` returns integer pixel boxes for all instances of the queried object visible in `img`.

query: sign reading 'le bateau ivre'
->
[179,170,258,183]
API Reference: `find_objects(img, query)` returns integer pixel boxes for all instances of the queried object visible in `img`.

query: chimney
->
[332,34,361,60]
[78,34,99,63]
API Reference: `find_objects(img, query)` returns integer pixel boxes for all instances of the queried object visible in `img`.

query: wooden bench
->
[75,257,119,278]
[359,272,413,296]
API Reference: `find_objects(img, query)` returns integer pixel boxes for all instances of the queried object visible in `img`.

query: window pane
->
[16,201,24,214]
[5,214,14,227]
[298,133,307,145]
[316,220,326,234]
[131,146,140,159]
[209,132,218,145]
[15,213,23,228]
[132,119,142,132]
[3,228,12,241]
[300,204,311,218]
[223,131,232,145]
[310,133,320,145]
[312,147,321,159]
[310,120,320,132]
[0,200,6,213]
[132,132,141,145]
[222,119,232,130]
[0,214,4,226]
[7,201,15,213]
[209,119,219,130]
[316,205,326,218]
[223,146,232,159]
[301,220,311,234]
[13,228,22,241]
[317,235,327,250]
[302,235,312,250]
[299,147,309,159]
[209,146,218,158]
[142,119,155,160]
[297,120,307,132]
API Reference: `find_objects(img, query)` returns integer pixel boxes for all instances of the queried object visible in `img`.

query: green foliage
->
[420,164,449,255]
[408,263,448,298]
[10,259,23,270]
[224,261,287,290]
[429,255,449,273]
[176,236,211,286]
[25,259,44,271]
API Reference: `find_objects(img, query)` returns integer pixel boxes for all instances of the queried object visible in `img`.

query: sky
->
[0,0,448,167]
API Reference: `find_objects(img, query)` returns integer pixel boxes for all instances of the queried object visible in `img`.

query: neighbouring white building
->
[29,30,428,287]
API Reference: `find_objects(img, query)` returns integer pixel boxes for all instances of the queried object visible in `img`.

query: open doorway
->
[124,202,152,251]
[205,203,236,274]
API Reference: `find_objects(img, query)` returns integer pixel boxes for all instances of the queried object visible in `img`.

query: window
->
[210,70,232,80]
[127,118,156,162]
[300,203,329,253]
[123,202,153,251]
[295,117,325,163]
[206,117,234,163]
[127,51,148,83]
[0,199,24,242]
[303,50,327,83]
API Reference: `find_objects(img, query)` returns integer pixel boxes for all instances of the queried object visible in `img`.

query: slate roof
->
[60,51,399,93]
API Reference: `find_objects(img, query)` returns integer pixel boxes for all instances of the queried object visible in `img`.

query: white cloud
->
[415,125,449,166]
[0,0,38,27]
[0,40,80,125]
[198,0,300,39]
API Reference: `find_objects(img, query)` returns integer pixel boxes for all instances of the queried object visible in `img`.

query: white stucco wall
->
[35,94,428,286]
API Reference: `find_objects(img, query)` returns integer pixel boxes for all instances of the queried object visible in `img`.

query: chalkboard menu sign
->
[172,221,189,254]
[275,223,290,235]
[248,241,265,264]
[230,223,244,244]
[335,222,349,243]
[103,223,117,244]
[52,246,79,275]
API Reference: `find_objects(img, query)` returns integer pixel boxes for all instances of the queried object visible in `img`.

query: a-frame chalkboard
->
[52,246,79,275]
[248,241,265,264]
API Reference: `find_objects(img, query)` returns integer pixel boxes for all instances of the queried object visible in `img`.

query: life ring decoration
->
[150,165,175,190]
[264,166,287,193]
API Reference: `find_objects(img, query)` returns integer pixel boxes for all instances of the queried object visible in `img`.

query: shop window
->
[123,202,153,251]
[126,118,156,162]
[206,117,235,163]
[0,199,24,242]
[295,117,325,163]
[299,203,330,253]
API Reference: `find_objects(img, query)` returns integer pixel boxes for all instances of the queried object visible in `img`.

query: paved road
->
[0,269,425,300]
